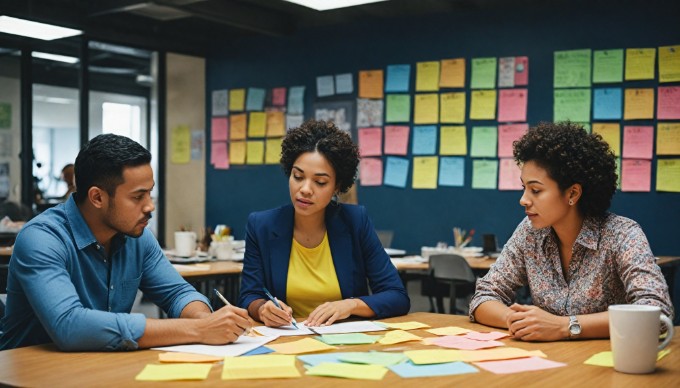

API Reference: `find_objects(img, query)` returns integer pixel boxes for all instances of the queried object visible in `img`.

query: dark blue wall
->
[205,0,680,255]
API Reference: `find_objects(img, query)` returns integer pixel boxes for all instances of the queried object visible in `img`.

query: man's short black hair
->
[73,134,151,203]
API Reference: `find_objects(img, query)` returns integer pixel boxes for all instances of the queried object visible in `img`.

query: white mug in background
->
[174,231,197,257]
[211,240,233,260]
[608,304,674,374]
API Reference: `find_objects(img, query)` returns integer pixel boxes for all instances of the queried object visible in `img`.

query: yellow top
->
[286,233,342,318]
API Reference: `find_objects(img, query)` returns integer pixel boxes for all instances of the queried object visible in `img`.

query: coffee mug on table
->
[174,231,197,257]
[608,304,674,374]
[211,240,233,260]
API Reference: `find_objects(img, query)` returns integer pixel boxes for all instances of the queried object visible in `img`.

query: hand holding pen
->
[212,288,252,336]
[259,287,298,328]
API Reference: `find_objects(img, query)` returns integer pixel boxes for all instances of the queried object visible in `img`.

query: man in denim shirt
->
[0,134,251,351]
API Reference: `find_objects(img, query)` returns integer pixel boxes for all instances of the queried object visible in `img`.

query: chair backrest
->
[430,254,476,283]
[375,230,394,248]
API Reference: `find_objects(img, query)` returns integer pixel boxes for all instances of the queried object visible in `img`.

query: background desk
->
[0,312,677,387]
[173,261,243,307]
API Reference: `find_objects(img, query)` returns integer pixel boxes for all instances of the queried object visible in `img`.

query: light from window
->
[102,102,141,142]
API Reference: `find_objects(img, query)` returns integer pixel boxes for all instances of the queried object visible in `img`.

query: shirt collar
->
[539,216,601,252]
[64,196,101,251]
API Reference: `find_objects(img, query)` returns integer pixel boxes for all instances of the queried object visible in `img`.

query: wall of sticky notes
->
[205,0,680,255]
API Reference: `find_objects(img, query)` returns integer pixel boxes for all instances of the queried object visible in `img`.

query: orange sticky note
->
[359,70,384,99]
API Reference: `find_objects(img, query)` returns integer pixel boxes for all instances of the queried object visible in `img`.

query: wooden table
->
[0,312,677,387]
[392,256,496,272]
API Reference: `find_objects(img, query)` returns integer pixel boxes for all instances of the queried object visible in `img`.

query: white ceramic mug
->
[174,231,197,257]
[211,240,233,260]
[608,304,674,374]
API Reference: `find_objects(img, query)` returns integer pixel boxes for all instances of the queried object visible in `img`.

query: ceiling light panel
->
[0,16,81,40]
[283,0,388,11]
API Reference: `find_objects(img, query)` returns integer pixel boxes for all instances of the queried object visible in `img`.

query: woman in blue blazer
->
[238,120,410,327]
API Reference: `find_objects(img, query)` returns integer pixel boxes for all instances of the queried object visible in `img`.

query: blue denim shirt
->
[0,197,210,351]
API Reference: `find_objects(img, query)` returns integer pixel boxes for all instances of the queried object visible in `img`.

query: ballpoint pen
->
[262,287,299,329]
[214,288,251,335]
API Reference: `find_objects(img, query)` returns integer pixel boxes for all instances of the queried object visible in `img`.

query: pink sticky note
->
[272,87,287,106]
[384,125,410,155]
[474,356,566,374]
[464,331,510,341]
[432,336,505,350]
[621,159,651,192]
[622,126,654,159]
[359,157,383,186]
[498,159,522,191]
[498,89,528,123]
[359,127,383,156]
[514,56,529,86]
[498,123,528,157]
[211,117,229,142]
[211,141,229,169]
[657,86,680,120]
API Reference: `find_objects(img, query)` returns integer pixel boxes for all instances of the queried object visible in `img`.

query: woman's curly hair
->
[280,119,359,194]
[513,122,617,218]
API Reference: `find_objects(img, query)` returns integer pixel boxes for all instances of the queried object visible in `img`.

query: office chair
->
[428,254,477,315]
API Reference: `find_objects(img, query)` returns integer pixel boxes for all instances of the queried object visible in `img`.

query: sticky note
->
[554,49,591,88]
[389,360,478,378]
[248,112,266,137]
[584,350,672,367]
[498,123,528,158]
[426,326,472,336]
[359,158,382,186]
[385,64,411,92]
[405,349,463,365]
[554,89,591,122]
[384,125,410,155]
[472,159,498,190]
[136,363,212,381]
[469,90,497,120]
[659,45,680,83]
[265,138,283,165]
[359,69,384,99]
[222,355,300,380]
[378,330,422,345]
[267,338,336,354]
[316,333,381,345]
[470,126,498,157]
[498,158,522,191]
[625,48,656,80]
[657,123,680,155]
[593,88,622,120]
[338,351,408,366]
[439,157,465,187]
[498,57,516,88]
[439,125,467,155]
[459,347,542,362]
[412,156,439,189]
[440,92,466,124]
[384,157,409,188]
[474,356,566,374]
[229,88,245,112]
[471,57,497,89]
[621,159,651,192]
[287,86,305,115]
[357,98,384,127]
[375,321,430,330]
[440,58,465,88]
[593,49,624,84]
[316,75,335,97]
[266,110,286,137]
[358,127,382,156]
[271,87,287,106]
[212,89,228,116]
[497,88,527,123]
[385,94,411,123]
[211,117,228,142]
[230,114,246,140]
[593,123,621,156]
[464,331,510,341]
[623,125,654,159]
[335,73,353,94]
[416,61,440,91]
[171,125,190,164]
[657,86,680,120]
[414,93,439,124]
[412,125,437,155]
[211,141,229,169]
[429,336,505,350]
[306,362,388,380]
[624,88,654,120]
[246,87,265,111]
[245,140,264,165]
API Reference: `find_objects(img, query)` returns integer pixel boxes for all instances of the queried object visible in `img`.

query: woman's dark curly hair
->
[280,119,359,194]
[513,122,617,218]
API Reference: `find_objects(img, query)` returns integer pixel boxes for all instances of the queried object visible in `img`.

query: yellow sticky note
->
[624,88,655,120]
[412,156,438,189]
[267,337,336,355]
[246,140,264,165]
[266,111,286,137]
[440,92,466,123]
[171,125,190,164]
[306,362,388,380]
[230,113,247,140]
[359,70,384,99]
[585,349,671,368]
[659,45,680,83]
[414,93,439,124]
[657,159,680,192]
[135,363,212,381]
[426,326,472,336]
[265,137,283,164]
[159,352,223,363]
[404,349,463,365]
[440,58,466,88]
[229,88,246,111]
[459,347,537,362]
[376,321,430,330]
[593,123,621,156]
[470,90,497,120]
[440,126,467,155]
[378,330,422,345]
[222,355,300,380]
[248,112,266,137]
[657,123,680,155]
[416,61,440,92]
[625,48,656,81]
[229,140,246,165]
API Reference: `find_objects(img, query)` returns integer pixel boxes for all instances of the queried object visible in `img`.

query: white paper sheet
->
[152,335,277,357]
[253,321,387,337]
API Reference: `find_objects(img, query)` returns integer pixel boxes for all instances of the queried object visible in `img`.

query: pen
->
[262,287,299,329]
[213,288,231,306]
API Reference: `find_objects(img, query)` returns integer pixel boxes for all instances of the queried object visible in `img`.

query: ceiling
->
[0,0,549,56]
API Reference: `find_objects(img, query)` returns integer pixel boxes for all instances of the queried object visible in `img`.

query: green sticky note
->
[338,351,408,366]
[316,333,382,345]
[0,103,11,128]
[593,49,624,83]
[470,126,498,157]
[471,57,497,89]
[554,49,592,88]
[385,94,411,123]
[554,89,591,122]
[472,159,498,189]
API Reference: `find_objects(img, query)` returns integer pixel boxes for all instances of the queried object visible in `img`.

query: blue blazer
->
[238,203,410,319]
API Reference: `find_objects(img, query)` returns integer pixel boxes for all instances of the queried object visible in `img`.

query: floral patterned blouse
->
[470,213,674,320]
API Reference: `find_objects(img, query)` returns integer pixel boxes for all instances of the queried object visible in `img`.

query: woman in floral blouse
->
[470,122,673,341]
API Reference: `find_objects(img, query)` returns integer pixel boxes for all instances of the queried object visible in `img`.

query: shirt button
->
[96,245,101,250]
[110,285,114,290]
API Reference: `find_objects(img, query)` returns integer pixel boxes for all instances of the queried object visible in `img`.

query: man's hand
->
[506,303,569,341]
[197,305,252,344]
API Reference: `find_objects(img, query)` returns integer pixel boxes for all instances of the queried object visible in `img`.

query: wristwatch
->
[568,315,581,339]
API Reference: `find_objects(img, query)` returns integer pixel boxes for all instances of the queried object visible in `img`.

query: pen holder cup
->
[211,241,233,260]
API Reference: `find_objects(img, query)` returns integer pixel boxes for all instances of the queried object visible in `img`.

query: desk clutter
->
[164,239,245,264]
[133,317,668,382]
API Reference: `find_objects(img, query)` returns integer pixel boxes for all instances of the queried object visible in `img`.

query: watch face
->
[569,324,581,335]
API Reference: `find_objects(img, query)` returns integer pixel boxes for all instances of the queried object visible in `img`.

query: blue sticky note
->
[316,75,335,97]
[288,86,306,115]
[593,87,622,120]
[388,361,479,378]
[241,346,274,356]
[298,352,351,367]
[386,64,411,92]
[335,73,354,94]
[246,87,266,111]
[439,157,465,187]
[384,157,410,188]
[412,125,437,155]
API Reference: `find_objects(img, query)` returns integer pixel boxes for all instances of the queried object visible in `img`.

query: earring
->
[569,199,574,206]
